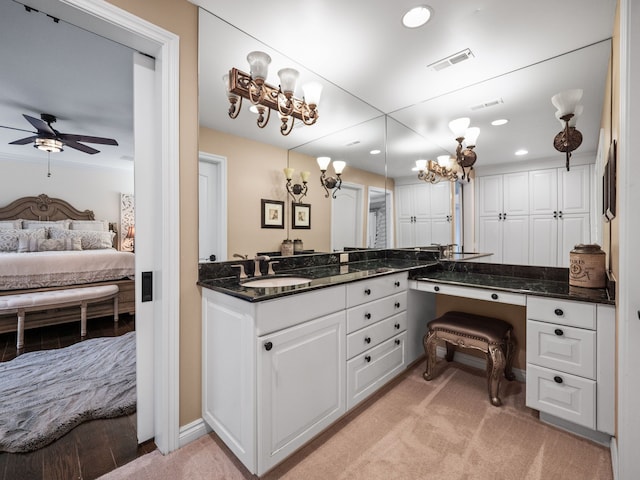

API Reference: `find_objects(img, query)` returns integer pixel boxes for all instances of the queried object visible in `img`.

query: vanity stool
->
[423,311,516,406]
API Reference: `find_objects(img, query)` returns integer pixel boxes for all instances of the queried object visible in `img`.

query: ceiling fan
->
[1,113,118,154]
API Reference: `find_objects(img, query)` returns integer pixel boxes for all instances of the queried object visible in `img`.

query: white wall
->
[0,155,134,224]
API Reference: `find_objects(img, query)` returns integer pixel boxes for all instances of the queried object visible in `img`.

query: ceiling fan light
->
[35,138,63,153]
[448,117,470,138]
[551,89,583,116]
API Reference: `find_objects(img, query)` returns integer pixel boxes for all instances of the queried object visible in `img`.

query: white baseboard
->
[178,418,211,448]
[436,345,526,382]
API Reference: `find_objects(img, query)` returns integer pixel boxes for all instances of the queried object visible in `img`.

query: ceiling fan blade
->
[9,135,37,145]
[63,139,100,154]
[59,133,118,146]
[0,125,36,134]
[23,114,56,135]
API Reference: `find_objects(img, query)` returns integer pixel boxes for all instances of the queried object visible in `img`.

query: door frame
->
[199,152,228,262]
[331,182,364,251]
[35,0,182,453]
[368,186,394,248]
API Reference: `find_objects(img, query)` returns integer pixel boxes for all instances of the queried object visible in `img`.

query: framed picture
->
[261,199,284,229]
[292,202,311,229]
[604,140,617,221]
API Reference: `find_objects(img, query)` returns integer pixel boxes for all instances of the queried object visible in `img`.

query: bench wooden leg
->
[17,309,25,350]
[487,345,506,406]
[114,296,119,323]
[504,331,516,381]
[423,329,438,381]
[81,301,88,337]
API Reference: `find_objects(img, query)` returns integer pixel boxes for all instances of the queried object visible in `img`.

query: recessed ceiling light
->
[370,149,381,155]
[515,149,528,156]
[491,119,509,126]
[402,6,433,28]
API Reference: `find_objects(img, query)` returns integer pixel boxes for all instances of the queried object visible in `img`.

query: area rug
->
[0,331,136,453]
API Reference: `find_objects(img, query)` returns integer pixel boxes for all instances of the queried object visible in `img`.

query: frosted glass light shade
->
[333,160,346,174]
[300,171,311,182]
[415,159,428,171]
[283,167,294,180]
[555,103,583,127]
[465,127,480,146]
[449,117,470,138]
[437,155,452,167]
[302,82,323,106]
[551,89,583,116]
[317,156,331,170]
[247,51,271,81]
[278,68,299,94]
[222,74,231,93]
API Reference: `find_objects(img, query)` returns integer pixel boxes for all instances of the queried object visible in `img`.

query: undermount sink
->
[241,276,312,288]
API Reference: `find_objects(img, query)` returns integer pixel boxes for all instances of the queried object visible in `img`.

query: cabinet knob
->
[365,355,371,363]
[394,323,400,330]
[364,288,371,295]
[395,302,401,308]
[553,211,558,218]
[434,286,440,292]
[499,213,503,220]
[554,329,564,336]
[364,312,371,320]
[394,281,401,287]
[364,336,371,344]
[558,211,563,218]
[491,293,498,300]
[264,341,273,351]
[553,376,563,384]
[395,339,401,345]
[554,308,564,317]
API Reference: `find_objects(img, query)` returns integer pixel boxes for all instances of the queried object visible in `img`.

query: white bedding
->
[0,249,134,290]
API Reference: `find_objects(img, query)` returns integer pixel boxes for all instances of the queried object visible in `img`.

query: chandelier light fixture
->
[317,156,346,199]
[283,167,310,204]
[224,51,322,136]
[551,89,583,171]
[449,117,480,181]
[416,155,460,183]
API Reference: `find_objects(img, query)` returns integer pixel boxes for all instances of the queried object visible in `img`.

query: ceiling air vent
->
[428,48,474,72]
[470,98,504,111]
[345,140,361,147]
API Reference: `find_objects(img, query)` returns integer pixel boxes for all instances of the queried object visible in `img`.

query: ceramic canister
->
[280,239,293,256]
[569,244,606,288]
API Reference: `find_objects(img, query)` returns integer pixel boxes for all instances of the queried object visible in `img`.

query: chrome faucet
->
[253,255,270,277]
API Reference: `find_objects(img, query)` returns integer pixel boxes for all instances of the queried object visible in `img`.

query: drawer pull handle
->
[491,293,498,300]
[554,329,564,336]
[395,302,401,308]
[364,313,371,320]
[364,288,371,295]
[395,339,401,345]
[553,376,563,384]
[395,323,401,329]
[364,336,371,344]
[365,355,371,363]
[434,286,440,292]
[395,281,401,287]
[554,308,564,316]
[264,342,273,351]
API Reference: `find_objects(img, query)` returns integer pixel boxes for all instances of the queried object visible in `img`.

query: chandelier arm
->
[228,96,242,119]
[257,107,271,129]
[277,92,295,117]
[248,81,266,105]
[280,116,295,136]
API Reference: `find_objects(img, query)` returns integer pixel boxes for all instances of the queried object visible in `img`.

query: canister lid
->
[571,243,604,254]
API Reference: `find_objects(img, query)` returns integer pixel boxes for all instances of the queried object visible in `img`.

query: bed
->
[0,194,135,335]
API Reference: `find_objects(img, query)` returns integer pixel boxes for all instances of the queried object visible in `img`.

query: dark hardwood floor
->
[0,314,155,480]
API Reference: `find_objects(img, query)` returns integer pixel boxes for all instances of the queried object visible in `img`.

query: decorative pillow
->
[2,228,47,252]
[0,220,22,230]
[22,219,71,230]
[36,238,83,252]
[69,220,109,232]
[50,229,115,250]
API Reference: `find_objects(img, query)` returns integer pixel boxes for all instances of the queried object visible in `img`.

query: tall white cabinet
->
[396,182,452,248]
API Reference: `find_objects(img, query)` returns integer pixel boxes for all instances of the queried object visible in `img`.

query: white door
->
[503,172,530,215]
[530,215,559,266]
[559,165,590,214]
[431,217,452,246]
[198,153,227,262]
[478,216,503,262]
[430,182,452,218]
[332,183,363,251]
[478,175,503,217]
[530,169,559,215]
[397,219,414,248]
[502,216,529,265]
[558,213,590,267]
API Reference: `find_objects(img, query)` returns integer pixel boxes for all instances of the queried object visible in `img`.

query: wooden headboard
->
[0,194,95,221]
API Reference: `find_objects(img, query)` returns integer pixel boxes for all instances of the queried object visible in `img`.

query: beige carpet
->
[98,362,613,480]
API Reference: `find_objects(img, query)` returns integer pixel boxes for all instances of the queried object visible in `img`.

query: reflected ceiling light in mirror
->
[402,5,433,28]
[284,167,310,204]
[317,156,345,199]
[449,117,479,181]
[515,149,528,156]
[370,149,381,155]
[491,119,509,126]
[415,156,459,184]
[552,89,584,171]
[224,51,322,136]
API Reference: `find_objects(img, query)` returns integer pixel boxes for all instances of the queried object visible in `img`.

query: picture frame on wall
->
[604,139,617,221]
[261,199,284,229]
[292,202,311,229]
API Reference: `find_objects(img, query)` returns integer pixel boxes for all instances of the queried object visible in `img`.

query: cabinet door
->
[478,216,503,262]
[478,175,503,217]
[430,182,451,217]
[395,185,414,219]
[558,213,590,267]
[503,172,529,215]
[502,216,529,265]
[529,169,558,215]
[559,164,590,214]
[431,217,452,246]
[529,215,559,266]
[257,311,346,475]
[414,217,432,246]
[397,218,414,248]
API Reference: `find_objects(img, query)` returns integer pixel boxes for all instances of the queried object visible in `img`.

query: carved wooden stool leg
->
[487,345,506,406]
[444,341,455,362]
[423,330,438,381]
[504,331,516,381]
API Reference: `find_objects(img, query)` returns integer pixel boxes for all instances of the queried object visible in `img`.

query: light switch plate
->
[340,253,349,263]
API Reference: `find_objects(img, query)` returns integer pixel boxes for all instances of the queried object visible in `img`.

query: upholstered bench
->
[423,311,516,406]
[0,285,119,349]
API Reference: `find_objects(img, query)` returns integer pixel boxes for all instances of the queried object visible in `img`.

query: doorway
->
[199,153,228,262]
[367,186,393,248]
[331,182,364,251]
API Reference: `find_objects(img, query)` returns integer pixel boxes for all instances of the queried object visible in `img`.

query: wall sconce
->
[284,167,310,203]
[317,156,346,199]
[125,225,135,253]
[552,89,583,171]
[224,51,322,136]
[416,155,460,183]
[449,117,480,181]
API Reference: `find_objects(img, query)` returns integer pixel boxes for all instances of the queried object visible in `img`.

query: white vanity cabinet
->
[525,296,615,436]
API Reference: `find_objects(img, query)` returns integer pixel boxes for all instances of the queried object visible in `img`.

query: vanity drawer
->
[527,296,596,330]
[414,281,526,306]
[526,364,596,430]
[346,273,407,307]
[347,312,406,359]
[346,292,406,334]
[346,331,406,410]
[527,320,596,379]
